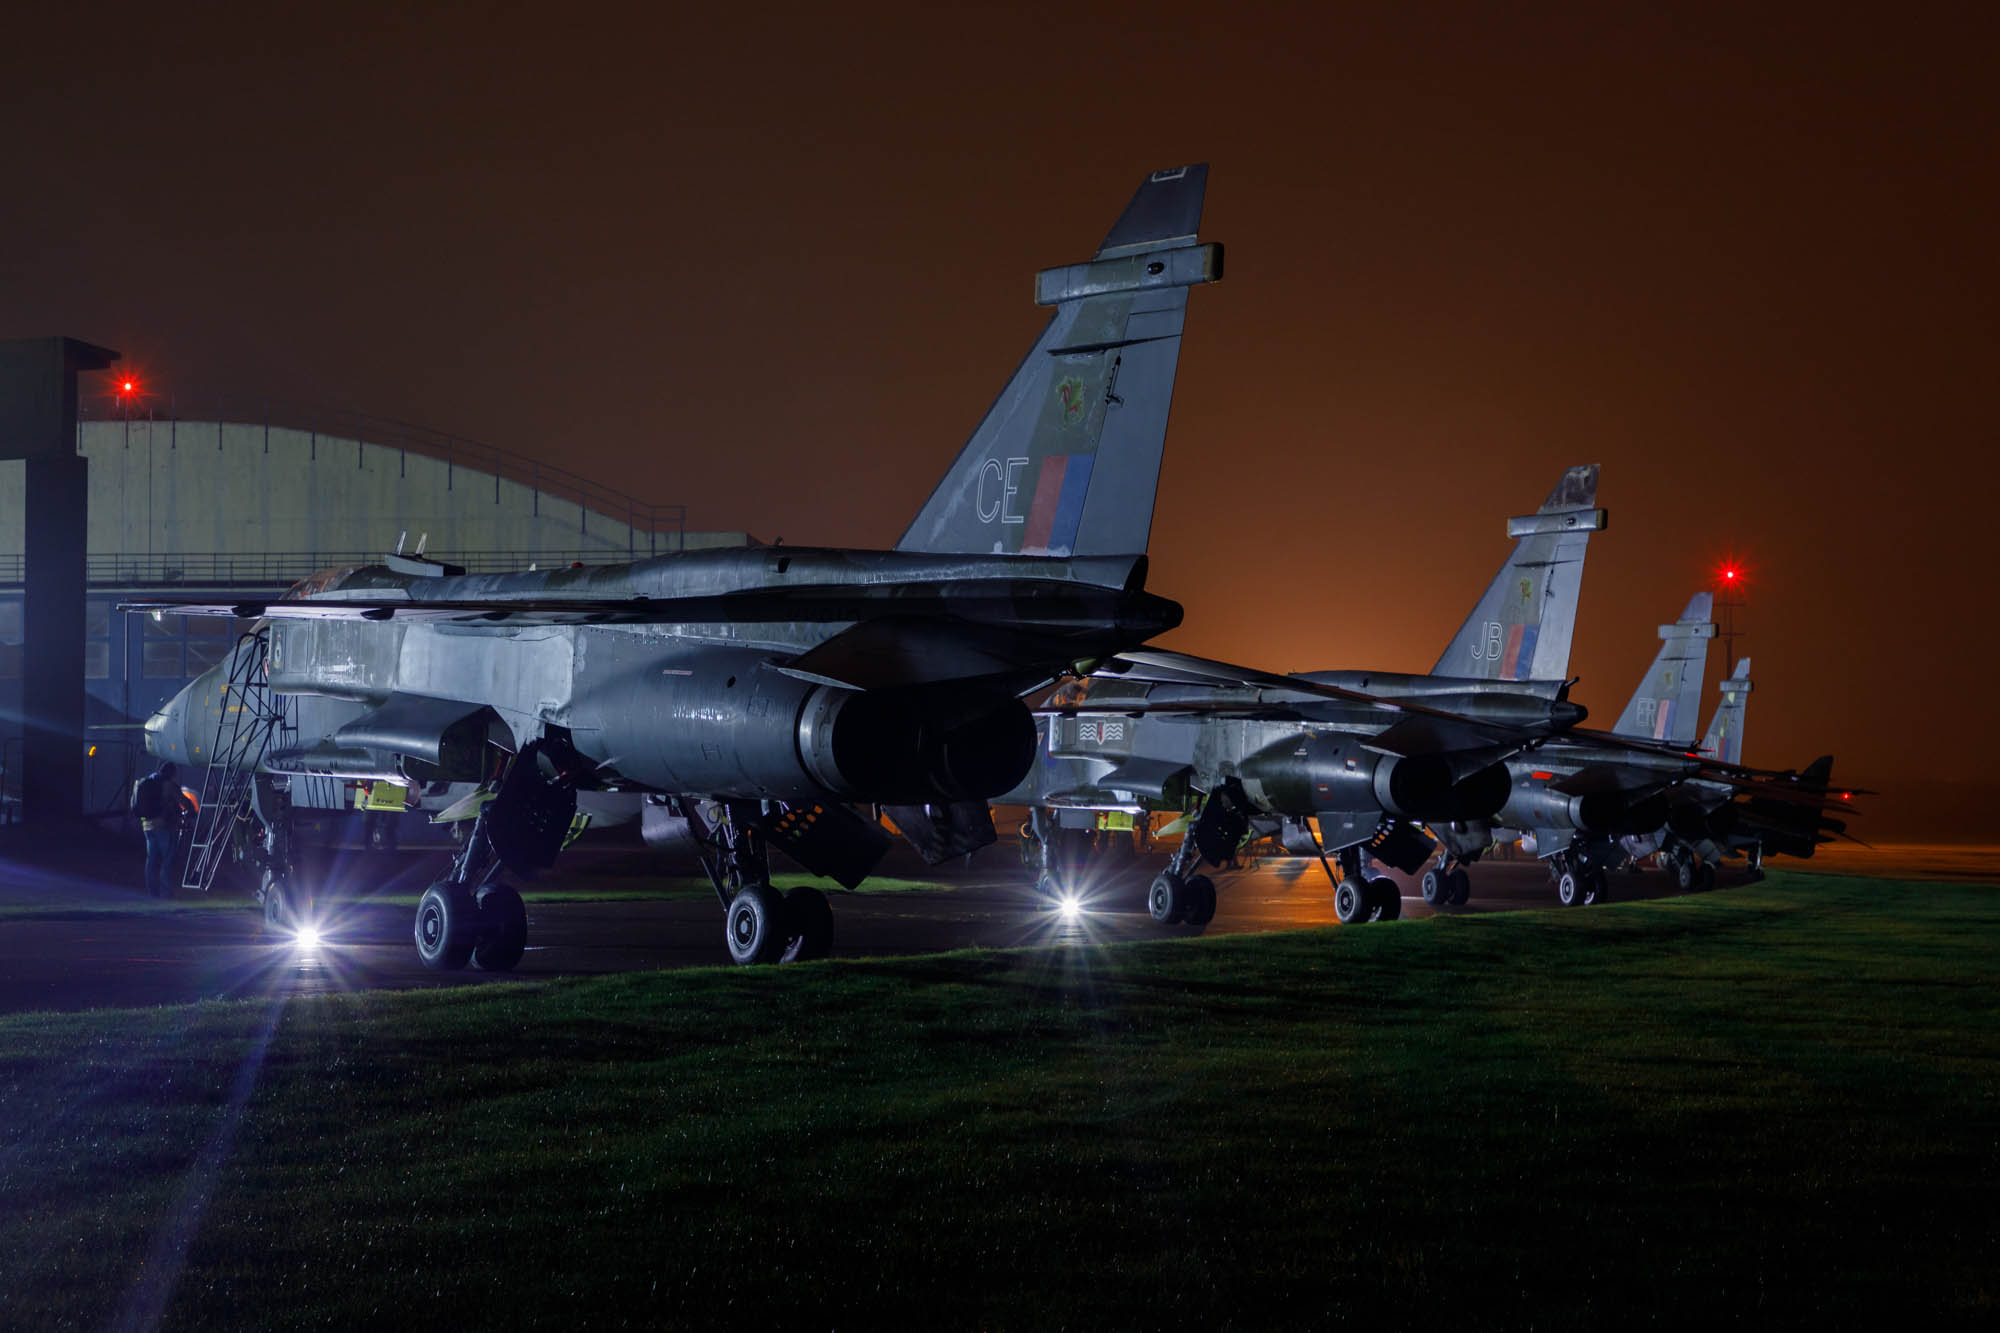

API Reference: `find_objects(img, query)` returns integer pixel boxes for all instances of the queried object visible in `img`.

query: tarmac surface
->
[0,832,1990,1014]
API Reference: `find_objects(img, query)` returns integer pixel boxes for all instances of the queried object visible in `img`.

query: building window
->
[0,600,19,680]
[85,600,111,680]
[186,617,234,673]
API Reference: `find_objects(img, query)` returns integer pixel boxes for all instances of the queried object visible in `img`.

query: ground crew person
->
[134,762,185,898]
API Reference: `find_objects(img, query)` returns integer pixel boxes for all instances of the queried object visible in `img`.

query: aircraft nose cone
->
[142,690,187,762]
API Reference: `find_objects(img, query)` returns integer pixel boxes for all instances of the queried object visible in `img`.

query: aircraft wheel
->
[1183,874,1217,926]
[1447,868,1472,906]
[781,885,835,962]
[471,883,527,972]
[1555,870,1583,907]
[261,877,290,933]
[1369,876,1402,922]
[1148,874,1187,924]
[725,883,788,965]
[1671,852,1694,892]
[415,880,477,970]
[1034,870,1060,908]
[1334,878,1369,924]
[367,816,397,854]
[1420,868,1448,906]
[1696,862,1717,892]
[1582,869,1609,907]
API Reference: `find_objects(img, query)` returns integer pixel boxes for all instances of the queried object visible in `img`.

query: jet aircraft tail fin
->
[1697,658,1753,765]
[1430,465,1606,681]
[894,165,1222,559]
[1610,593,1715,746]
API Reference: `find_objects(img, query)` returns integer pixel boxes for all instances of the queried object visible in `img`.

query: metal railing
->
[77,395,688,551]
[0,549,680,587]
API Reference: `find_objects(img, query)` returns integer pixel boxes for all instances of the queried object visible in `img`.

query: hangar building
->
[0,405,747,815]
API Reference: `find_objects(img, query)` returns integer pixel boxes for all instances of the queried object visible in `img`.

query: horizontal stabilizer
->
[1505,507,1607,538]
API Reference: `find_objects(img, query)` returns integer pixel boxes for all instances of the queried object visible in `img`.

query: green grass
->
[0,871,1994,1329]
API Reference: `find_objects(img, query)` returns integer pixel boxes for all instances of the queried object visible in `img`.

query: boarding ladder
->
[181,628,297,893]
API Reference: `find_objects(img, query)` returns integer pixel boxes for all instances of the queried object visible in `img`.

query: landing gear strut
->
[413,795,529,971]
[1550,847,1610,907]
[1420,859,1472,908]
[1148,788,1236,927]
[1328,846,1401,924]
[681,799,833,965]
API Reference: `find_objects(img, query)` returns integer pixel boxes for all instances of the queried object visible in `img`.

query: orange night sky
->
[3,2,1994,830]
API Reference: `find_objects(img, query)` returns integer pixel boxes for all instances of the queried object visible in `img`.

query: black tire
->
[1447,868,1472,906]
[415,880,476,970]
[1671,853,1694,892]
[1421,868,1448,906]
[1696,861,1717,892]
[1582,869,1608,906]
[1370,876,1402,922]
[725,883,788,965]
[1148,874,1187,925]
[1184,874,1217,926]
[261,878,289,933]
[781,885,834,962]
[1034,870,1060,908]
[1334,878,1368,924]
[471,883,527,972]
[1555,870,1582,907]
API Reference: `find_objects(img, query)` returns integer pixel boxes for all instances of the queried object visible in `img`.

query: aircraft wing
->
[1037,698,1324,722]
[118,579,1176,651]
[1097,648,1564,743]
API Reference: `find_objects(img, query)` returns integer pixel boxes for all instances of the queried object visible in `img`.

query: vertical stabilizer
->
[1611,593,1716,745]
[895,165,1222,558]
[1698,658,1753,765]
[1431,465,1606,681]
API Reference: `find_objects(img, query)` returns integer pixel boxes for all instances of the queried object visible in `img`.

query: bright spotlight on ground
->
[1057,895,1084,922]
[294,923,322,950]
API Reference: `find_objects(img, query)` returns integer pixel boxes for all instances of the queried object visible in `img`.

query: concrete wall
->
[0,421,744,562]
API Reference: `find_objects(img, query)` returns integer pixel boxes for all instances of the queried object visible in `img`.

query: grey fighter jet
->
[130,164,1224,968]
[1618,658,1753,887]
[1017,465,1607,925]
[1456,593,1725,905]
[1624,661,1847,882]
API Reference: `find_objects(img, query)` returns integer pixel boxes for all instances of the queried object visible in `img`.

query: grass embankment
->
[0,871,1995,1329]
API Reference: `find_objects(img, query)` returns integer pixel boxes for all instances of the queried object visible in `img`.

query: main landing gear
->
[1549,846,1610,907]
[1659,844,1717,893]
[412,798,530,971]
[1420,860,1473,908]
[1148,787,1248,927]
[411,738,583,973]
[683,800,834,966]
[1329,846,1401,925]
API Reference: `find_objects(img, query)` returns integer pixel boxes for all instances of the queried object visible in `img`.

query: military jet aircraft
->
[1452,592,1717,906]
[1618,657,1753,888]
[131,164,1224,968]
[1621,661,1847,883]
[1018,464,1608,925]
